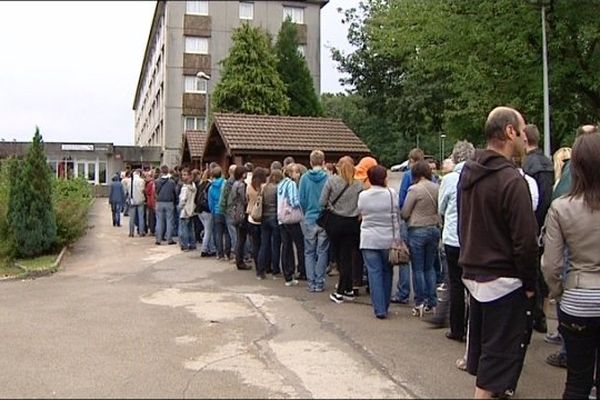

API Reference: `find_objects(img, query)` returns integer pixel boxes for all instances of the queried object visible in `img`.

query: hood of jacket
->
[305,168,328,184]
[525,148,553,175]
[111,175,120,182]
[211,177,225,191]
[453,161,466,175]
[460,149,515,191]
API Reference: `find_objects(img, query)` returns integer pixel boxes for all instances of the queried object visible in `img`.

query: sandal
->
[455,357,467,371]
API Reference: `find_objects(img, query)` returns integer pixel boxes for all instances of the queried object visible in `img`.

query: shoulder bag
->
[249,185,264,223]
[388,188,410,265]
[316,183,350,230]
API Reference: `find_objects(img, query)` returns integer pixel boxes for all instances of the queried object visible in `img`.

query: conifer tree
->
[275,19,323,117]
[213,23,289,115]
[8,127,57,257]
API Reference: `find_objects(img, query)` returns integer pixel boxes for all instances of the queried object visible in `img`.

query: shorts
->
[467,288,533,395]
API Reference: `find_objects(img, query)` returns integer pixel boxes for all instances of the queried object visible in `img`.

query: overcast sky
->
[0,0,359,145]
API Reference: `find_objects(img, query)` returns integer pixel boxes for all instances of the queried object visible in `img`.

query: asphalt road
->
[0,199,566,398]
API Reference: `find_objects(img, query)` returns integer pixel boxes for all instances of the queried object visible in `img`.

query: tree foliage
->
[332,0,600,156]
[8,128,57,257]
[213,23,289,115]
[275,19,323,116]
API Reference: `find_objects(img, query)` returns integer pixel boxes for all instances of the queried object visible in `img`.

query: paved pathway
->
[0,200,565,398]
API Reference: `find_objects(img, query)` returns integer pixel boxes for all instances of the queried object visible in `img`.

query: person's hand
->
[525,291,535,298]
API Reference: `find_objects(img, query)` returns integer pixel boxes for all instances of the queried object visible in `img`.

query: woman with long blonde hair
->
[553,147,572,186]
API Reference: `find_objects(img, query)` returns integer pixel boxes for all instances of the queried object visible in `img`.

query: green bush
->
[0,158,17,261]
[52,177,93,247]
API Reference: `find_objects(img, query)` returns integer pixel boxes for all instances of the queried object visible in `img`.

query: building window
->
[239,2,254,20]
[98,162,107,185]
[184,76,207,93]
[77,162,86,178]
[298,44,306,57]
[184,116,206,131]
[185,36,209,54]
[186,1,208,15]
[283,6,304,24]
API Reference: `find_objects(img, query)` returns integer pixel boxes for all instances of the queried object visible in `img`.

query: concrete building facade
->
[133,0,327,167]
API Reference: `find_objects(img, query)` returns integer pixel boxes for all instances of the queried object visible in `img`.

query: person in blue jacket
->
[208,166,230,260]
[108,173,126,227]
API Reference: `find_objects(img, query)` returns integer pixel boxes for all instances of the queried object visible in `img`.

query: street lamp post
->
[441,134,447,162]
[528,0,552,158]
[196,71,211,131]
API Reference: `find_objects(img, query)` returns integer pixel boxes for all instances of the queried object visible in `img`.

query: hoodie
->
[208,177,225,215]
[108,175,126,205]
[458,149,538,292]
[299,168,328,224]
[438,161,465,247]
[523,148,554,230]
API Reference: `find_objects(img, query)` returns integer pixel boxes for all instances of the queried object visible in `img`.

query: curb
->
[1,246,68,281]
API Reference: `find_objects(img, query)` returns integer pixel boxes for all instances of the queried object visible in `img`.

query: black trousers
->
[247,222,261,268]
[445,245,467,338]
[281,223,305,280]
[327,215,360,295]
[533,247,548,325]
[235,217,249,267]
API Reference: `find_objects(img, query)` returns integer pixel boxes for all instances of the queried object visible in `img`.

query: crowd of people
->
[107,106,599,399]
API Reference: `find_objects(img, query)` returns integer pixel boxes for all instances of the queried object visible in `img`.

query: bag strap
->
[423,185,437,209]
[388,188,398,241]
[330,183,350,208]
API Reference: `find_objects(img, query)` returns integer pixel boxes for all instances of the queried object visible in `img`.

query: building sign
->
[61,144,94,151]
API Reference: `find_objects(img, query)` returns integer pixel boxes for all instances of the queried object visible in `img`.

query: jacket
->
[552,160,571,200]
[458,149,539,291]
[219,178,235,215]
[208,177,225,215]
[357,186,398,250]
[155,175,178,204]
[299,168,328,224]
[108,176,126,205]
[129,174,146,206]
[145,179,156,209]
[319,175,362,217]
[178,183,197,219]
[401,179,440,227]
[398,170,413,209]
[542,196,600,299]
[227,180,247,220]
[278,177,301,209]
[438,162,465,247]
[523,148,554,231]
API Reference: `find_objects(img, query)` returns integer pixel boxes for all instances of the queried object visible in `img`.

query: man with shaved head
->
[458,107,539,399]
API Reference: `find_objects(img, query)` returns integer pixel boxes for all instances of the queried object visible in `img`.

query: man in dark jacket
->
[154,165,178,245]
[522,124,554,334]
[458,106,539,399]
[108,173,125,227]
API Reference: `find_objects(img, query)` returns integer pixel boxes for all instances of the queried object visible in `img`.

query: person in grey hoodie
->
[299,150,330,292]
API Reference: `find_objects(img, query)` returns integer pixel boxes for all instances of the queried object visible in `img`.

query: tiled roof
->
[212,113,370,154]
[185,131,207,159]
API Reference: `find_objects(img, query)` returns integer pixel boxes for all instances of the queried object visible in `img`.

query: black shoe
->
[546,351,567,368]
[200,252,210,257]
[391,297,409,305]
[236,263,252,270]
[533,318,548,334]
[297,274,307,281]
[445,331,466,342]
[155,242,161,245]
[167,240,176,245]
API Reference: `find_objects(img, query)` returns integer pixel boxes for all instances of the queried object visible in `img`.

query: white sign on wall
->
[61,144,95,151]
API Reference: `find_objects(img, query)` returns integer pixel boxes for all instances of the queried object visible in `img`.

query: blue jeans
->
[225,215,238,255]
[213,213,231,258]
[408,226,440,307]
[198,211,216,253]
[258,216,281,275]
[128,204,145,236]
[110,203,122,226]
[155,202,174,243]
[302,222,329,290]
[179,217,196,249]
[362,249,393,317]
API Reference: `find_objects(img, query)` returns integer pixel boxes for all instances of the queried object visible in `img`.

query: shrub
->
[52,177,93,247]
[0,158,17,261]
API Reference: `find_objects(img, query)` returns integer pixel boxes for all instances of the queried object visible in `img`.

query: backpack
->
[195,181,211,213]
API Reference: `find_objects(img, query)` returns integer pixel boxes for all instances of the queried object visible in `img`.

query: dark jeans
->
[281,223,305,281]
[110,203,122,226]
[533,247,547,325]
[558,308,600,399]
[235,217,249,266]
[146,207,156,235]
[445,245,467,338]
[213,214,231,258]
[327,215,360,295]
[193,215,202,244]
[179,217,196,250]
[248,222,261,273]
[258,215,280,276]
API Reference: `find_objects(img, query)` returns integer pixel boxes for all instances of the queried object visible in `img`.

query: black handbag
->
[316,183,350,229]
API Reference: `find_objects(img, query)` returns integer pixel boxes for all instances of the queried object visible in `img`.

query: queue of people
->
[107,106,599,400]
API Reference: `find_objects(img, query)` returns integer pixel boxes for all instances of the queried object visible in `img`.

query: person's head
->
[201,168,210,181]
[408,148,425,165]
[428,159,438,173]
[324,162,336,175]
[212,166,222,179]
[524,124,540,150]
[233,165,246,181]
[484,106,526,158]
[268,169,284,185]
[244,162,254,174]
[160,165,169,176]
[270,160,282,171]
[209,161,218,171]
[451,140,475,165]
[283,163,294,179]
[124,170,131,178]
[553,147,572,183]
[569,132,600,211]
[576,124,599,137]
[181,168,191,184]
[251,167,268,190]
[441,158,455,175]
[283,156,295,167]
[367,165,387,187]
[411,160,432,182]
[191,169,201,182]
[336,157,355,185]
[112,173,120,182]
[133,169,141,177]
[154,168,160,179]
[309,150,325,168]
[228,164,237,179]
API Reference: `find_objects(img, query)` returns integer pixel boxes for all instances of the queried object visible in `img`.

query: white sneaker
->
[285,279,299,287]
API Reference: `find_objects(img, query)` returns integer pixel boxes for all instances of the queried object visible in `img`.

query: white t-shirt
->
[463,277,522,303]
[518,168,539,211]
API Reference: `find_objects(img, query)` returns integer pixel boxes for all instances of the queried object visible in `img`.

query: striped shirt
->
[560,289,600,317]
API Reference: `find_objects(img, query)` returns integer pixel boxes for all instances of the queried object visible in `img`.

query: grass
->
[17,254,60,271]
[0,259,24,278]
[0,251,62,279]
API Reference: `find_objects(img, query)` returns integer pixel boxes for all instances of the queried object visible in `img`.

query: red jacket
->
[145,180,156,209]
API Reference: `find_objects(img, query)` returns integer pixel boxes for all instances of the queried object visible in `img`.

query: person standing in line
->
[154,165,177,245]
[228,165,252,270]
[220,164,238,263]
[247,167,268,274]
[178,168,197,251]
[257,169,283,279]
[357,165,397,319]
[299,150,330,293]
[121,170,131,217]
[144,170,157,236]
[128,169,147,238]
[198,169,216,257]
[209,167,230,261]
[321,158,363,304]
[458,106,538,399]
[542,132,600,400]
[108,172,125,227]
